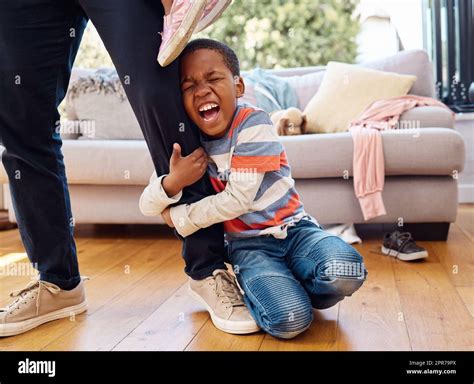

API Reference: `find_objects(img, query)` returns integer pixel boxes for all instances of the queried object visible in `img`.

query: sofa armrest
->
[399,106,454,129]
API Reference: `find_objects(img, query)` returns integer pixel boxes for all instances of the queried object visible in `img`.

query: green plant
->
[73,1,360,71]
[197,0,360,70]
[73,24,114,69]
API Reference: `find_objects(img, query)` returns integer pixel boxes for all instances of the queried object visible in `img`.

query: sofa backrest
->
[64,49,437,139]
[244,49,436,110]
[70,50,436,109]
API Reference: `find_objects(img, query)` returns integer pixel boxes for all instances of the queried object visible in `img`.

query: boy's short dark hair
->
[181,38,240,76]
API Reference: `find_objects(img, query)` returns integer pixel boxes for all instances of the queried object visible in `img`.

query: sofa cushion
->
[53,140,154,185]
[397,105,454,129]
[283,127,464,179]
[282,71,326,110]
[360,49,436,98]
[281,49,436,110]
[294,176,458,224]
[304,62,417,133]
[66,68,144,140]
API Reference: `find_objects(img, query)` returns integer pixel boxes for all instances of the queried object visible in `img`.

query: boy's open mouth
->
[198,102,220,122]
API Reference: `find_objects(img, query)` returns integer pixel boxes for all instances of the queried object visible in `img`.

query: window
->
[423,0,474,111]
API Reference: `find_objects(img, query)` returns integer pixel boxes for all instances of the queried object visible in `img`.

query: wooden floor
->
[0,205,472,351]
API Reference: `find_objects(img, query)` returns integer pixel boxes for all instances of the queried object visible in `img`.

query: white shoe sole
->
[188,284,260,335]
[0,301,87,337]
[194,0,232,33]
[382,246,428,261]
[158,0,207,67]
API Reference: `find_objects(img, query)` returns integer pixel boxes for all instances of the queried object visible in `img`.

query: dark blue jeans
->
[0,0,226,288]
[228,218,368,339]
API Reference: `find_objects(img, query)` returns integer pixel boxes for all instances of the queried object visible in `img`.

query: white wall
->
[357,0,425,62]
[456,115,474,203]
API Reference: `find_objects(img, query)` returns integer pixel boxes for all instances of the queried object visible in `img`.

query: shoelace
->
[5,280,60,316]
[212,271,245,308]
[387,231,414,258]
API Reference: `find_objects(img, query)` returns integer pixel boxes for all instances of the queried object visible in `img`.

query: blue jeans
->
[228,218,367,339]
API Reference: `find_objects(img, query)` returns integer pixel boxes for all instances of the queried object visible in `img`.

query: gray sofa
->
[0,49,466,240]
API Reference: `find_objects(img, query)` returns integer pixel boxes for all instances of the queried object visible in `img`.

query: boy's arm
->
[139,144,208,216]
[170,117,282,237]
[170,171,266,236]
[139,171,183,216]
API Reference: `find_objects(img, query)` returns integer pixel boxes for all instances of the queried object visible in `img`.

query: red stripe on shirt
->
[224,217,253,234]
[246,193,303,229]
[231,155,281,173]
[227,107,255,139]
[209,176,226,193]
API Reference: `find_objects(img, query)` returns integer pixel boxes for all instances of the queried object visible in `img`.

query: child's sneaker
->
[188,269,260,334]
[382,231,428,261]
[194,0,232,33]
[158,0,207,67]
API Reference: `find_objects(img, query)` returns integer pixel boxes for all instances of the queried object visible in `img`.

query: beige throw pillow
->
[304,62,417,133]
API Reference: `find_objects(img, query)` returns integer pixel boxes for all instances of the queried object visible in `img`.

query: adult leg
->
[77,0,226,279]
[229,236,313,339]
[285,220,367,309]
[0,0,88,289]
[0,0,89,336]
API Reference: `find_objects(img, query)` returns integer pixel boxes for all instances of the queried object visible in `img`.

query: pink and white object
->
[158,0,207,67]
[194,0,232,33]
[349,95,454,221]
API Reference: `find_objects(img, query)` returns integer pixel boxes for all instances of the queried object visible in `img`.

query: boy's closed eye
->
[181,71,225,91]
[182,82,193,92]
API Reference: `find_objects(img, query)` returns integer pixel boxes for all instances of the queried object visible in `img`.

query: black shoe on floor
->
[382,231,428,261]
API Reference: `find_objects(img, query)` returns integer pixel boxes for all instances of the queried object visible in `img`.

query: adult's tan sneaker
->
[188,269,260,334]
[0,278,87,337]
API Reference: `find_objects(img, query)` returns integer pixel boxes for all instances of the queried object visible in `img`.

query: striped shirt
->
[139,104,314,241]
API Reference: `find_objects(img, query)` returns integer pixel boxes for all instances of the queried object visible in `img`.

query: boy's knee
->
[310,274,366,310]
[318,246,367,288]
[329,275,365,296]
[264,305,313,339]
[311,244,367,306]
[248,275,313,339]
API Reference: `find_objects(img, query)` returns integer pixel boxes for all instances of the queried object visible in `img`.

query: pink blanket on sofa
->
[348,95,453,221]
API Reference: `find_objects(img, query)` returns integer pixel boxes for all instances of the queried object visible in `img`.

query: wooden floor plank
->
[259,305,339,351]
[0,229,28,258]
[113,283,209,351]
[184,319,265,351]
[0,206,472,351]
[429,223,474,287]
[335,243,412,351]
[0,238,129,307]
[456,204,473,242]
[42,243,184,351]
[392,258,474,351]
[456,287,474,318]
[0,237,163,350]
